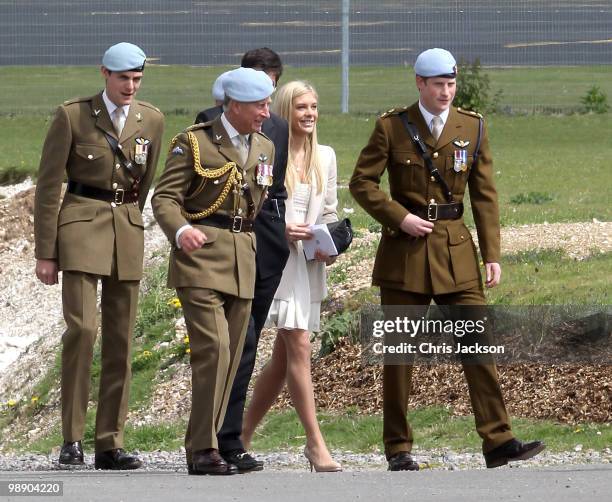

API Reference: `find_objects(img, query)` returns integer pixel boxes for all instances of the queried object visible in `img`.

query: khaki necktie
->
[237,134,249,165]
[431,115,444,141]
[112,107,125,137]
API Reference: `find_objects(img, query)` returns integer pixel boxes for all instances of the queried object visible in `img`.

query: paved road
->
[1,464,611,501]
[0,1,610,66]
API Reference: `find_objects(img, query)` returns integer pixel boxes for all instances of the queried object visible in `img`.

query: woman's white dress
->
[266,182,322,332]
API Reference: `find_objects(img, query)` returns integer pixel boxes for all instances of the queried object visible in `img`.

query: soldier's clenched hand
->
[35,258,59,285]
[400,213,434,237]
[179,227,207,253]
[485,262,501,288]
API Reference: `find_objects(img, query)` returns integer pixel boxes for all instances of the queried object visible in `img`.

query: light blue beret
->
[212,70,233,101]
[102,42,146,72]
[223,67,274,102]
[414,48,457,77]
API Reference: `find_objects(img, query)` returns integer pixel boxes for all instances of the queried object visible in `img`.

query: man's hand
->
[485,262,501,288]
[399,213,434,237]
[179,227,207,253]
[285,222,313,242]
[314,250,336,266]
[35,259,59,285]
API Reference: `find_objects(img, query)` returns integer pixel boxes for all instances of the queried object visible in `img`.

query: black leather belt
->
[406,201,463,221]
[192,213,254,232]
[67,180,138,205]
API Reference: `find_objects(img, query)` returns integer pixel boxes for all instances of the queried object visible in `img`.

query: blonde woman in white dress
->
[241,81,341,472]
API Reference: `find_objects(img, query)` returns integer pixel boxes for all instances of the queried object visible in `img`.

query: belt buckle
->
[231,215,243,232]
[427,200,438,221]
[114,188,125,205]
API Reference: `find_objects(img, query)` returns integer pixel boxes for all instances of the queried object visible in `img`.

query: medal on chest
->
[256,154,274,186]
[135,137,150,165]
[453,149,468,173]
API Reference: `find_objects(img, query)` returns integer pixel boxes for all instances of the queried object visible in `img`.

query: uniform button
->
[110,202,117,208]
[238,208,243,215]
[115,164,121,170]
[405,159,411,165]
[432,152,439,159]
[118,144,123,150]
[460,235,465,240]
[112,183,118,189]
[87,154,93,160]
[430,176,436,182]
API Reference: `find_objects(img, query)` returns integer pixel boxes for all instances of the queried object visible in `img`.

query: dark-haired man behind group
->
[194,47,290,472]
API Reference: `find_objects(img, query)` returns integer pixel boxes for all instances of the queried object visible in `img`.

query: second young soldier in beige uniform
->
[152,67,275,476]
[350,48,545,471]
[34,42,164,470]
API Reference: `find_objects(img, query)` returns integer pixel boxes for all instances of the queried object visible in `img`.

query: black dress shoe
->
[221,449,264,473]
[59,441,84,466]
[189,448,238,475]
[388,452,419,471]
[484,439,546,468]
[94,448,142,470]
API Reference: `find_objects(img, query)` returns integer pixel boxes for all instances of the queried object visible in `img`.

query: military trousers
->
[380,286,514,459]
[177,287,251,459]
[61,268,139,452]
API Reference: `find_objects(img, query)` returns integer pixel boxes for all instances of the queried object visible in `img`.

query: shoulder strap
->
[398,112,454,203]
[472,117,484,167]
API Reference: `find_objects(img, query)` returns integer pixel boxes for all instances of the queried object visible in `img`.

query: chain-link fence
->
[1,0,611,114]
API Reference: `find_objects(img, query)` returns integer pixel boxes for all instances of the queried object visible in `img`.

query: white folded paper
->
[303,223,338,260]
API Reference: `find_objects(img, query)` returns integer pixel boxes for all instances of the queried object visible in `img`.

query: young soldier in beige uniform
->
[34,42,164,469]
[152,67,275,476]
[350,48,544,471]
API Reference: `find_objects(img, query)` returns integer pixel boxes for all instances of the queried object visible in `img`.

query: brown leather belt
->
[67,180,138,205]
[406,201,463,221]
[192,213,254,232]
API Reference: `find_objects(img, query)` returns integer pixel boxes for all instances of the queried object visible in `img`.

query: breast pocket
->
[73,144,111,163]
[389,150,426,192]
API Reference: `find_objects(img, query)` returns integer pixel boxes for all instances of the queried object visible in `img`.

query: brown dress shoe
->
[59,441,84,466]
[484,439,546,468]
[94,449,142,470]
[190,448,238,475]
[388,452,419,471]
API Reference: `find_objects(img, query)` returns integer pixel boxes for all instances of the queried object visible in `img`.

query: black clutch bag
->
[327,218,353,255]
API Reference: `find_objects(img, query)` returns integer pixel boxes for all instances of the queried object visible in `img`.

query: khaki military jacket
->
[350,103,500,295]
[152,117,274,299]
[34,92,164,280]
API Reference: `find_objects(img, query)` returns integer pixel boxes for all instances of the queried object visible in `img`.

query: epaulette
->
[138,100,163,114]
[457,107,483,119]
[256,129,271,142]
[380,106,409,119]
[63,96,90,106]
[185,122,209,132]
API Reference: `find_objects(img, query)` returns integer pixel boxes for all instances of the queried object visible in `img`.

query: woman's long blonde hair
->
[272,80,324,195]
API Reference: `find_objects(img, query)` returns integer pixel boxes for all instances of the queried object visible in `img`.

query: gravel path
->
[0,448,610,472]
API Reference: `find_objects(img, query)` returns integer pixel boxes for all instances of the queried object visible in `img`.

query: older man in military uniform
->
[350,48,544,471]
[195,47,289,473]
[34,42,164,469]
[152,67,275,475]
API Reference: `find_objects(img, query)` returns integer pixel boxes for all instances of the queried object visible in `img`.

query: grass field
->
[1,65,610,116]
[0,77,610,226]
[1,65,610,226]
